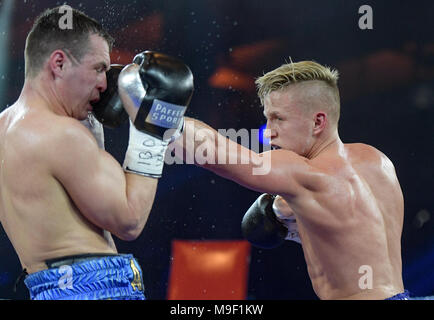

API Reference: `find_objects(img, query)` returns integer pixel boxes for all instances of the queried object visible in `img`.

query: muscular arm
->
[49,118,157,241]
[172,117,321,197]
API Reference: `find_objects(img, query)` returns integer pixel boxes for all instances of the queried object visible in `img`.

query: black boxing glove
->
[91,64,129,128]
[118,51,193,178]
[118,51,193,140]
[241,194,289,249]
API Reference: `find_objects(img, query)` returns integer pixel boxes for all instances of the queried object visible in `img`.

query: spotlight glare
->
[258,124,270,146]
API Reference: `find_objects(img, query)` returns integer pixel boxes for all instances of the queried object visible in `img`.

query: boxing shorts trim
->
[24,253,145,300]
[385,290,410,300]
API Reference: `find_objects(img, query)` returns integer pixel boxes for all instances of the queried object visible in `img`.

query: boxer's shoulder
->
[23,112,91,148]
[346,143,396,175]
[5,109,98,171]
[45,116,99,164]
[346,143,389,162]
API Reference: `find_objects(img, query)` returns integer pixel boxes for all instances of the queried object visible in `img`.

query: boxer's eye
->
[95,63,108,73]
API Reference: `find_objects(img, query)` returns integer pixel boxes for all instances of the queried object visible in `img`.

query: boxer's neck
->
[305,130,342,159]
[20,74,69,117]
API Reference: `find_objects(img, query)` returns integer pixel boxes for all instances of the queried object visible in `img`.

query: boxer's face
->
[60,34,110,120]
[263,87,315,157]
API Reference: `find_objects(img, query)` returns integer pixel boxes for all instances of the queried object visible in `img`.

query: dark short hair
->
[25,6,114,78]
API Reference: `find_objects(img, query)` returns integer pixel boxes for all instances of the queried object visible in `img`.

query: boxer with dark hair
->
[0,6,193,300]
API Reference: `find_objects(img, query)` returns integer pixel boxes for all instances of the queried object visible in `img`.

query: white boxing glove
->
[272,195,302,244]
[81,112,105,150]
[123,120,169,178]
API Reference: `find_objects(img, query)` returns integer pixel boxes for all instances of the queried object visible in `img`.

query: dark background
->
[0,0,433,299]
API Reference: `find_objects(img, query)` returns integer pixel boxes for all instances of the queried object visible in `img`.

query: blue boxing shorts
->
[24,253,145,300]
[385,290,410,300]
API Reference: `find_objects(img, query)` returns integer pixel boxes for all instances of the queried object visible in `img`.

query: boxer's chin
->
[77,111,89,121]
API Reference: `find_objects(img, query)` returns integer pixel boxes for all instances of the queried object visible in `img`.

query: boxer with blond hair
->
[174,60,407,300]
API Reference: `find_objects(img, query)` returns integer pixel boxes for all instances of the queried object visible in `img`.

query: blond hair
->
[255,60,341,125]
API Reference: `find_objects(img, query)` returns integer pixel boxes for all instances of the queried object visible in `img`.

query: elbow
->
[115,217,144,241]
[118,232,140,242]
[113,198,152,241]
[116,224,143,241]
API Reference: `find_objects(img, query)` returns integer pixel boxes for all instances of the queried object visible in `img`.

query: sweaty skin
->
[273,142,404,300]
[174,82,404,300]
[0,34,157,274]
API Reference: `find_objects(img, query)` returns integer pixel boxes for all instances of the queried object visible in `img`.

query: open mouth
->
[87,100,96,111]
[271,145,281,150]
[90,97,100,105]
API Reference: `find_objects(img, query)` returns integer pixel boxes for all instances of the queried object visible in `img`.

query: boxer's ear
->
[313,112,327,135]
[48,50,68,78]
